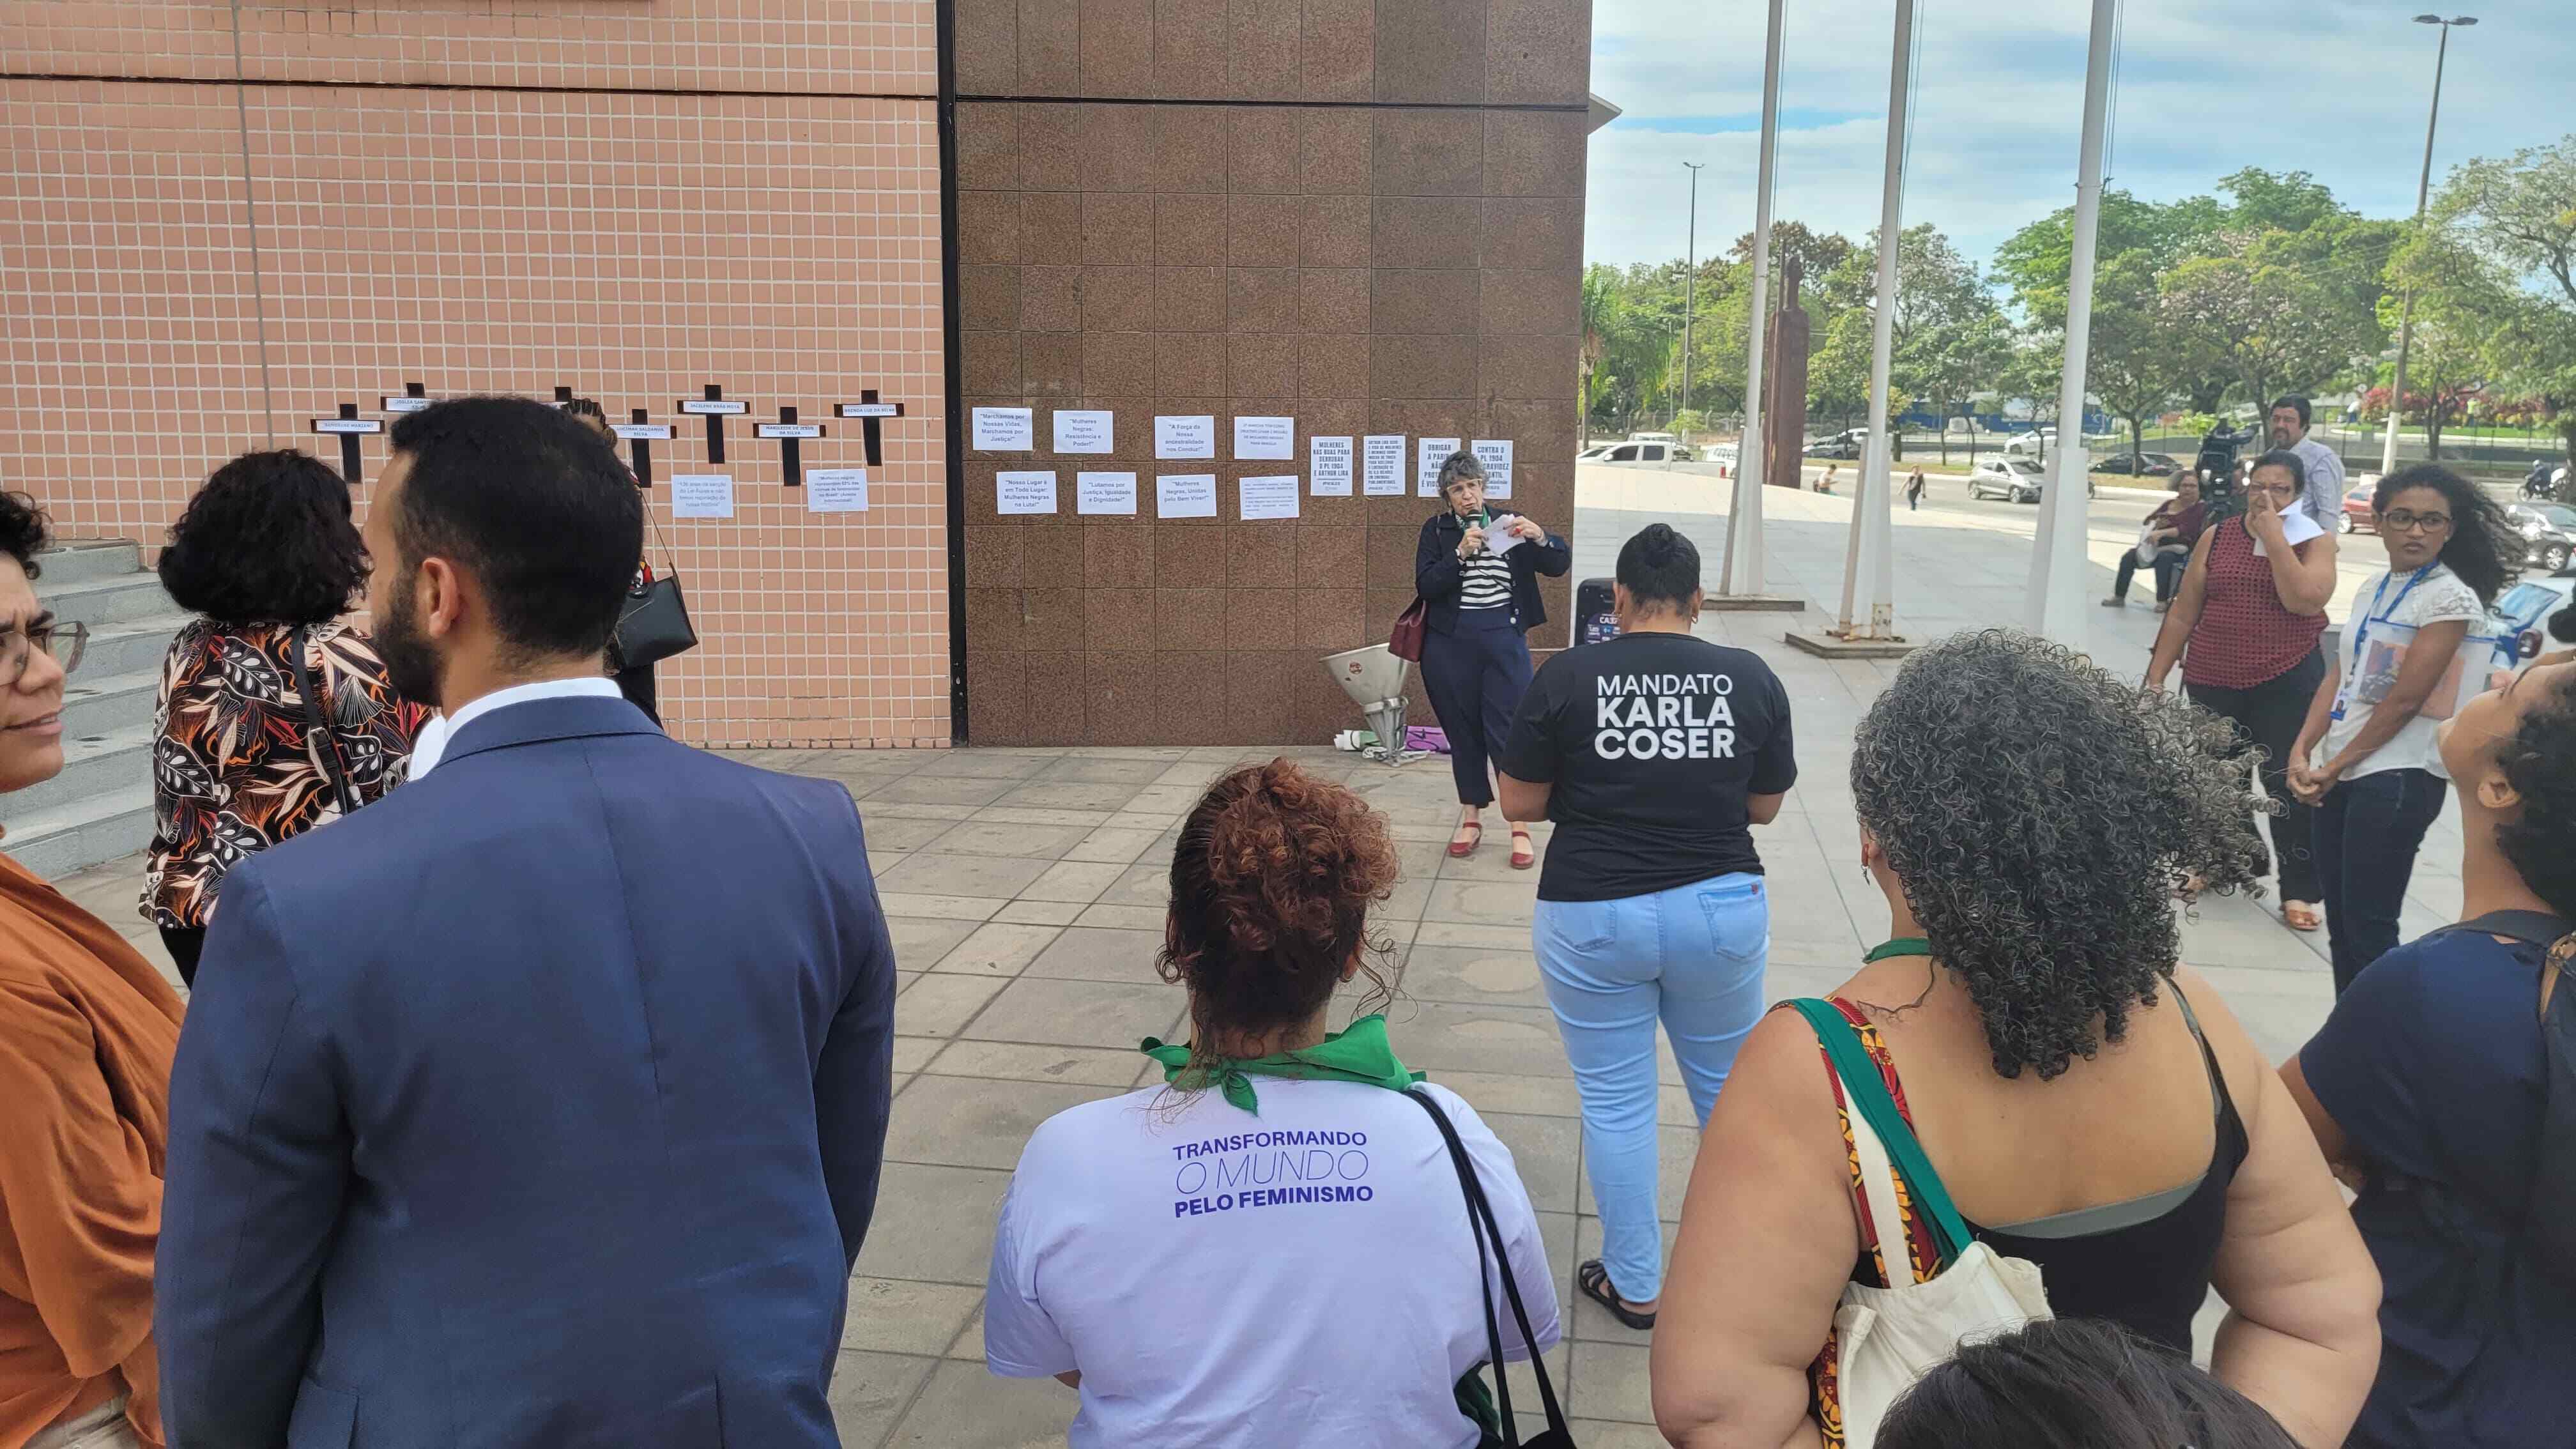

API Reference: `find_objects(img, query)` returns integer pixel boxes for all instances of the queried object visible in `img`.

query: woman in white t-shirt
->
[984,760,1560,1449]
[2288,462,2521,993]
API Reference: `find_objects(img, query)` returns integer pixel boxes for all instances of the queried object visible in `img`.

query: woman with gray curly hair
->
[1650,631,2380,1449]
[1413,448,1570,868]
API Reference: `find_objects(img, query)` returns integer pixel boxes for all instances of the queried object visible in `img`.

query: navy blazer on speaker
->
[156,694,897,1449]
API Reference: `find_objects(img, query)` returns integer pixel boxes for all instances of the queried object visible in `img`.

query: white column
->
[2026,0,2116,644]
[1836,0,1912,640]
[1722,0,1786,598]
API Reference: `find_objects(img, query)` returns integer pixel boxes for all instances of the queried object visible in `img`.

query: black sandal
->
[1577,1258,1656,1331]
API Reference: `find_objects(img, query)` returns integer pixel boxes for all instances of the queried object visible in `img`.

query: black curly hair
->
[1851,630,2268,1080]
[1881,1318,2301,1449]
[158,450,367,627]
[2495,667,2576,928]
[0,492,49,579]
[2373,461,2520,606]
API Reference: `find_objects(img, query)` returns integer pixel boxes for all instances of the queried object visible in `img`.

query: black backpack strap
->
[288,625,362,817]
[1407,1087,1572,1444]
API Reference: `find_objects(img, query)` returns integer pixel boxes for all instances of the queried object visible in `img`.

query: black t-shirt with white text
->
[1498,632,1796,903]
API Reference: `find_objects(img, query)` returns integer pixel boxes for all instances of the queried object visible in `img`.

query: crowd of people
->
[0,402,2567,1449]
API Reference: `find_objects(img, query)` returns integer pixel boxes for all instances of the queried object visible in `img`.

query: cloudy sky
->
[1584,0,2575,276]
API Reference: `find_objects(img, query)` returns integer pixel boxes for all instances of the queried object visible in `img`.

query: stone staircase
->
[2,541,186,879]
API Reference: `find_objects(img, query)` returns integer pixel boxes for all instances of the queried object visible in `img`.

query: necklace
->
[1863,937,1931,962]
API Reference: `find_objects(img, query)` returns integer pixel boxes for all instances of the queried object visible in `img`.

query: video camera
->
[2196,424,2259,518]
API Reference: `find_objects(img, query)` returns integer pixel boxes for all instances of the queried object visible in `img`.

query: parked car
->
[1967,457,2047,503]
[1803,430,1866,459]
[2492,577,2575,669]
[2509,501,2576,574]
[2003,428,2057,458]
[2092,450,2181,476]
[1587,440,1685,464]
[2338,482,2378,535]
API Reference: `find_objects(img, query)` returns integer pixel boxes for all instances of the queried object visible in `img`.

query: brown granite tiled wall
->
[954,0,1591,746]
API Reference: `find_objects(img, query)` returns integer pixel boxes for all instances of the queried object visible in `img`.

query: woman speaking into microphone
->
[1414,450,1570,870]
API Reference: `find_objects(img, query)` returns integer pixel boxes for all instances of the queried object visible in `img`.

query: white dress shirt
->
[406,677,628,781]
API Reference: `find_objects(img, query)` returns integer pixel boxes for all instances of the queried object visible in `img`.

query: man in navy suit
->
[156,397,897,1448]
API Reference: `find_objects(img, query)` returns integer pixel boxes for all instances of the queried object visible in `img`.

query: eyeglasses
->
[2381,510,2453,533]
[0,619,86,686]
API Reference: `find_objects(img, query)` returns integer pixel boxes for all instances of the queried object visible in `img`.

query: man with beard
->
[2269,394,2346,529]
[153,396,897,1449]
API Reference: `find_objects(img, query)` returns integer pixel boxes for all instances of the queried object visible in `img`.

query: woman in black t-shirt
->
[1496,523,1796,1331]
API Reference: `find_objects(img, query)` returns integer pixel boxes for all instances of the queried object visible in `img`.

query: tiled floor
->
[45,463,2420,1445]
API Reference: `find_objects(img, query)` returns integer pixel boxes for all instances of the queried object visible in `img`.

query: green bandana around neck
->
[1139,1012,1425,1116]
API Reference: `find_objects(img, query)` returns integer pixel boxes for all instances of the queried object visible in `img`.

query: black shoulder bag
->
[612,507,700,670]
[2430,909,2576,1284]
[1405,1088,1576,1449]
[288,625,362,816]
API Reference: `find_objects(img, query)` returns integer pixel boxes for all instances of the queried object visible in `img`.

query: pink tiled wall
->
[1,5,950,749]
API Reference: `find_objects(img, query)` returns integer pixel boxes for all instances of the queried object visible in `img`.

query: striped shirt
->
[1459,549,1513,610]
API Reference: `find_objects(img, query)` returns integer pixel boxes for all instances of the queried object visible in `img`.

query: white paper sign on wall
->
[1239,475,1301,521]
[1155,415,1216,459]
[1417,436,1462,496]
[1309,436,1354,496]
[672,473,735,519]
[1233,415,1294,461]
[1077,471,1138,515]
[1471,438,1515,500]
[972,407,1036,451]
[806,468,869,513]
[996,470,1059,515]
[1156,473,1218,519]
[1053,410,1115,455]
[1363,435,1407,496]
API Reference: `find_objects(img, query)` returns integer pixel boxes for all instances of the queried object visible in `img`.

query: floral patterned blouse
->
[141,620,429,930]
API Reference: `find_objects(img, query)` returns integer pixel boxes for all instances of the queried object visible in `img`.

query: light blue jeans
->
[1531,871,1770,1302]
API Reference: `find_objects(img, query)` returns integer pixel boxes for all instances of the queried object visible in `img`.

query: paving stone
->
[1098,859,1171,908]
[905,751,1055,779]
[1071,901,1165,930]
[1062,826,1162,864]
[895,975,1008,1038]
[1022,926,1166,985]
[921,820,1094,860]
[877,854,1058,900]
[1482,1108,1582,1215]
[884,1074,1125,1170]
[886,916,979,969]
[1400,941,1551,1009]
[841,1278,985,1356]
[891,1036,943,1074]
[867,774,1025,808]
[854,1163,1015,1285]
[929,923,1063,976]
[991,898,1086,926]
[1033,755,1174,784]
[925,1039,1162,1089]
[1018,859,1127,903]
[993,781,1147,811]
[855,814,965,853]
[1567,1340,1655,1424]
[883,1360,1074,1448]
[827,1350,938,1446]
[967,806,1116,828]
[1424,877,1539,925]
[960,976,1188,1049]
[1383,999,1576,1078]
[877,892,1004,923]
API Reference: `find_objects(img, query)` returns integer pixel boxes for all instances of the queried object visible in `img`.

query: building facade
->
[2,0,1590,750]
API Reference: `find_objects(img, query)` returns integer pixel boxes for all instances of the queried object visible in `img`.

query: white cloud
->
[1584,0,2576,272]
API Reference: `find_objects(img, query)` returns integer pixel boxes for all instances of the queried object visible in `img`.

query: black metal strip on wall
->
[936,0,970,744]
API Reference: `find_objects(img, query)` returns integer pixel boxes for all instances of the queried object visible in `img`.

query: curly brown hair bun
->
[1158,760,1401,1070]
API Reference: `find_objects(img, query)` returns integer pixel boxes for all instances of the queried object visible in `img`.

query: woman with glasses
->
[2286,464,2518,992]
[2147,450,2340,933]
[1414,449,1570,870]
[0,491,182,1449]
[142,450,429,985]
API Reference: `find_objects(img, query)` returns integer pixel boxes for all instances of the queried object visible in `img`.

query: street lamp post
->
[1682,162,1705,429]
[2381,13,2476,476]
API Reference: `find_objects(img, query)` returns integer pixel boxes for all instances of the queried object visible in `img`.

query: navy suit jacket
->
[155,696,897,1449]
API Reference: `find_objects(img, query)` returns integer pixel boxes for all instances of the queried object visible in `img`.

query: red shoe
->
[1510,828,1536,870]
[1448,822,1483,858]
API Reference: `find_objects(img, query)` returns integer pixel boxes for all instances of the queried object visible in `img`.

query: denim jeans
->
[2313,767,2448,994]
[1531,871,1771,1301]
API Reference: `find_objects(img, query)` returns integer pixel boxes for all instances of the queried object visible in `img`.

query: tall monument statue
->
[1763,254,1811,491]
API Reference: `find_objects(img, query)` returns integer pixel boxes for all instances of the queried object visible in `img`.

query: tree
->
[2161,236,2377,421]
[1579,264,1621,447]
[2082,253,2191,471]
[2432,136,2576,465]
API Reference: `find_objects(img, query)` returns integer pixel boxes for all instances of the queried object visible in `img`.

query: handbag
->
[612,509,699,670]
[1786,1000,2050,1449]
[1390,597,1428,663]
[288,625,362,818]
[1405,1089,1577,1449]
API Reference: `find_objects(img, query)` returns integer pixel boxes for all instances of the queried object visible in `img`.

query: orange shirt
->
[0,852,183,1449]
